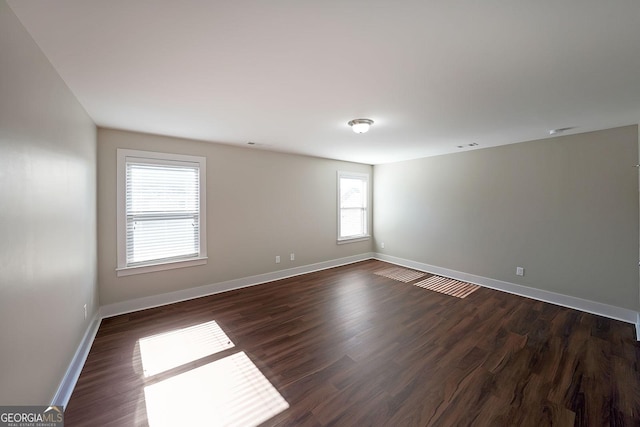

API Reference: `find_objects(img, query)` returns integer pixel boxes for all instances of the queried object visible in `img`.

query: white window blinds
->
[117,150,207,274]
[126,160,200,266]
[338,172,369,240]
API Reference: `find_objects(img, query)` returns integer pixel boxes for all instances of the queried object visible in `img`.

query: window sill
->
[116,257,208,277]
[337,235,371,245]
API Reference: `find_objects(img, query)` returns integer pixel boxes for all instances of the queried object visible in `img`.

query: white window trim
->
[337,171,371,244]
[116,149,207,277]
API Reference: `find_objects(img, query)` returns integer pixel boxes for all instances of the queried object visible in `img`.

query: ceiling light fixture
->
[348,118,374,134]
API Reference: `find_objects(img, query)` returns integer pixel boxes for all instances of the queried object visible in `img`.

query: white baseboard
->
[101,252,375,318]
[374,253,640,334]
[51,311,101,408]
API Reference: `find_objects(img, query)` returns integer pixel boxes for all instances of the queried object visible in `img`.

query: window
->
[337,171,369,243]
[117,149,207,276]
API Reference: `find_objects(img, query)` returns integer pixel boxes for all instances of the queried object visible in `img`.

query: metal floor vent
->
[413,275,479,299]
[374,266,426,283]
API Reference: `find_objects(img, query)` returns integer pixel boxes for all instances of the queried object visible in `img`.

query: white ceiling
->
[7,0,640,164]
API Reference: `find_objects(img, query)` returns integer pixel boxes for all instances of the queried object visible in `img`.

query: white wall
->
[98,128,373,305]
[374,126,639,311]
[0,1,98,404]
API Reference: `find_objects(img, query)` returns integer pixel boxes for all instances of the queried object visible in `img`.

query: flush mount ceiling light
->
[348,118,374,134]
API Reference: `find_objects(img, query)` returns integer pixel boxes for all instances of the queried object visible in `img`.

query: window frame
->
[337,171,370,244]
[116,149,207,277]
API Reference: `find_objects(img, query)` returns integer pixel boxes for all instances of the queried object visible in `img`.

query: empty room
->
[1,1,639,426]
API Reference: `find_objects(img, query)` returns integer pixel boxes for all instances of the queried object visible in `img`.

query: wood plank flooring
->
[65,260,640,426]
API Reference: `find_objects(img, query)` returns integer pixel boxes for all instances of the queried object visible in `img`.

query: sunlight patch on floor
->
[139,320,235,377]
[413,275,480,298]
[374,266,426,283]
[144,351,289,427]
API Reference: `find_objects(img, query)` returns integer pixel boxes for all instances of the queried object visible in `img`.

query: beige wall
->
[374,126,639,311]
[98,128,373,305]
[0,1,98,404]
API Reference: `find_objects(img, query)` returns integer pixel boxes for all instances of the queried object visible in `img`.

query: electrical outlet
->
[290,253,295,261]
[381,242,385,249]
[275,255,280,264]
[83,304,87,320]
[516,266,524,276]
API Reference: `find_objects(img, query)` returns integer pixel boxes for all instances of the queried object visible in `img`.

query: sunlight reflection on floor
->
[139,320,235,377]
[144,351,289,426]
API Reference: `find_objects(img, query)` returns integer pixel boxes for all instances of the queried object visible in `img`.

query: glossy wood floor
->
[65,260,640,426]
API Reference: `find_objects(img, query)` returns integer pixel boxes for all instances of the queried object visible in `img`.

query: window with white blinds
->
[337,171,370,242]
[117,150,207,276]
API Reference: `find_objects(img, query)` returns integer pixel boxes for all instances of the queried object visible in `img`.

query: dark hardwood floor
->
[65,260,640,426]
